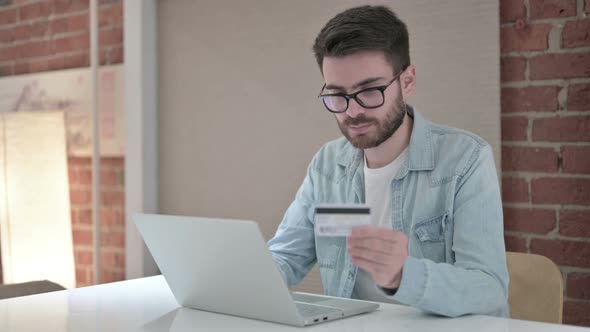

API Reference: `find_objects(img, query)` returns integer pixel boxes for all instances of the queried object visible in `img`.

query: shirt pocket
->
[412,213,448,263]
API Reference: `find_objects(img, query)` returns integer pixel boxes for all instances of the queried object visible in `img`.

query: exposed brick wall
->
[0,0,124,287]
[69,157,125,287]
[501,0,590,326]
[0,0,123,76]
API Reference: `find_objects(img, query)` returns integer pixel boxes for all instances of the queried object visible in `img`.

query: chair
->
[506,252,563,324]
[0,280,65,300]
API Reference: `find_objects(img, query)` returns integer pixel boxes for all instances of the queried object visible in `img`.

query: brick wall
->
[501,0,590,326]
[69,157,125,286]
[0,0,124,287]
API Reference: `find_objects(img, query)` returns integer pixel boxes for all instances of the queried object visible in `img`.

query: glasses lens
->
[321,96,348,113]
[356,89,384,108]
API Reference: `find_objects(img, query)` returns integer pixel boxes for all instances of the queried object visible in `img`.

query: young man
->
[268,5,509,317]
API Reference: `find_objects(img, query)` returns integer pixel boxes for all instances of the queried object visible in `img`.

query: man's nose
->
[345,98,366,118]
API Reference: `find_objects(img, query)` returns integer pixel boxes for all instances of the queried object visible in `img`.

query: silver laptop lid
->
[134,213,304,326]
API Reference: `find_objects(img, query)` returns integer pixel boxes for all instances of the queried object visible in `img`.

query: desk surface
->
[0,276,587,332]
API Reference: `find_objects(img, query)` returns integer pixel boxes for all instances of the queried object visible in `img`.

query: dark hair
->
[313,5,410,73]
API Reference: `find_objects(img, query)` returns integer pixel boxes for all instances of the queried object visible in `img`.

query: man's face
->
[322,51,405,149]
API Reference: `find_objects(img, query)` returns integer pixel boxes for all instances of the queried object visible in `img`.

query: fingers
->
[347,246,391,264]
[347,237,393,255]
[350,256,396,288]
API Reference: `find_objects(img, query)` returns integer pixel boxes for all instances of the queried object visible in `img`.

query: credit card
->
[314,204,371,237]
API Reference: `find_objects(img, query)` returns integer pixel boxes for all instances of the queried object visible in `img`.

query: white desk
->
[0,276,587,332]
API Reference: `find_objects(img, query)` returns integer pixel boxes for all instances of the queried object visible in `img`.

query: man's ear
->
[401,65,416,99]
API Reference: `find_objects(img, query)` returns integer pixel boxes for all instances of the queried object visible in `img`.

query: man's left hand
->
[346,226,409,289]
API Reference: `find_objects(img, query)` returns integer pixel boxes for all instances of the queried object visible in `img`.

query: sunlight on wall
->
[0,112,75,289]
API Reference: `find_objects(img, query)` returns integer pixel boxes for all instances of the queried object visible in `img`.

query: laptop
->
[134,213,379,327]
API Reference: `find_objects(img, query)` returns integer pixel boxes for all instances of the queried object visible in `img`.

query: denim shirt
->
[267,108,509,318]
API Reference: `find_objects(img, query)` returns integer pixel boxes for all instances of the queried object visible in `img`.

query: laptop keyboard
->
[295,302,341,317]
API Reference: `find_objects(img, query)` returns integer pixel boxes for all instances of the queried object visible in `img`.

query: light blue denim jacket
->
[268,107,509,318]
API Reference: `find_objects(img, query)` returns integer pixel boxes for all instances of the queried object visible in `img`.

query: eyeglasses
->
[318,71,404,114]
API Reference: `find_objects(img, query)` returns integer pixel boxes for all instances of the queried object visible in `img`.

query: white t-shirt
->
[351,147,408,303]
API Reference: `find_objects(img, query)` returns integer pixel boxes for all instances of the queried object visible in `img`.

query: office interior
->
[0,0,588,328]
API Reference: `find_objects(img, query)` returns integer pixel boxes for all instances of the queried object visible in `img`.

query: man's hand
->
[346,226,409,289]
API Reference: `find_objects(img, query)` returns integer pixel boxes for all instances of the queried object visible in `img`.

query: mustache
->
[343,116,377,127]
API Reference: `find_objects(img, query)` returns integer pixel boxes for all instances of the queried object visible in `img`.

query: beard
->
[337,93,406,149]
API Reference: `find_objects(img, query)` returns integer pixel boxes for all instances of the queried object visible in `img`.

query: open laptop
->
[134,213,379,327]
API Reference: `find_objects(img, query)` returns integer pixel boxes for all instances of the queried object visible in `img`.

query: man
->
[268,5,509,317]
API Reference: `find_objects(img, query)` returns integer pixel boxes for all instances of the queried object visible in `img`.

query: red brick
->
[99,27,123,47]
[20,2,52,21]
[73,229,93,246]
[502,146,558,172]
[101,251,125,269]
[530,53,590,80]
[530,0,577,19]
[99,0,121,5]
[501,87,559,113]
[78,169,91,185]
[503,207,556,234]
[13,62,29,75]
[532,116,590,142]
[54,34,90,53]
[564,301,590,326]
[81,208,93,225]
[68,157,91,166]
[64,52,89,69]
[0,28,13,43]
[0,64,13,77]
[0,46,18,62]
[500,57,526,82]
[567,273,590,300]
[530,239,590,268]
[20,41,52,58]
[562,146,590,174]
[29,60,49,73]
[0,8,17,25]
[68,14,89,32]
[68,168,78,184]
[108,45,123,64]
[76,268,88,285]
[13,25,31,41]
[75,250,93,266]
[100,209,117,227]
[99,48,108,65]
[30,21,49,38]
[500,0,525,22]
[501,24,552,52]
[568,84,590,111]
[48,55,65,70]
[532,178,590,205]
[70,189,91,205]
[50,17,68,35]
[560,210,590,237]
[110,3,123,26]
[54,0,89,15]
[101,270,124,284]
[101,157,124,168]
[563,19,590,48]
[101,230,125,248]
[101,190,124,206]
[99,3,123,27]
[502,177,529,203]
[100,169,119,186]
[504,235,527,252]
[502,116,528,141]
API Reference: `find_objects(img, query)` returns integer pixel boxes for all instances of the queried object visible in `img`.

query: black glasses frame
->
[318,70,405,114]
